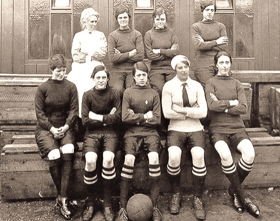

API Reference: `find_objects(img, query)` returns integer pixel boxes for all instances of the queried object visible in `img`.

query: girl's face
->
[176,62,189,82]
[93,71,108,90]
[203,5,215,20]
[85,15,98,31]
[154,13,166,29]
[134,69,148,86]
[52,67,66,81]
[216,55,231,76]
[117,12,129,29]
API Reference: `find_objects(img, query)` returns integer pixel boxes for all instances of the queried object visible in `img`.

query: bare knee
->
[124,154,135,167]
[148,152,159,165]
[61,143,74,154]
[103,151,115,167]
[168,146,182,166]
[85,152,98,170]
[238,139,255,163]
[48,149,60,160]
[191,147,205,166]
[215,141,233,165]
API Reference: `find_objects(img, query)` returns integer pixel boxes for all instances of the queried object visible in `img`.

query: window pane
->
[236,0,254,13]
[134,13,154,40]
[216,0,232,8]
[236,13,254,57]
[54,0,70,7]
[136,0,152,8]
[51,14,72,59]
[29,0,50,59]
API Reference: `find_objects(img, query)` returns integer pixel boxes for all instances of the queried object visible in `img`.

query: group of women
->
[34,0,260,220]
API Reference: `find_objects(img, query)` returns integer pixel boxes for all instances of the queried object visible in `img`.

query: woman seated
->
[205,51,260,217]
[35,54,78,220]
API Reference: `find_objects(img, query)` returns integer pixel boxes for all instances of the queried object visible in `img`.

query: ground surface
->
[0,187,280,221]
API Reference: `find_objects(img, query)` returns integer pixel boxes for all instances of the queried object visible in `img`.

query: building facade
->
[0,0,278,74]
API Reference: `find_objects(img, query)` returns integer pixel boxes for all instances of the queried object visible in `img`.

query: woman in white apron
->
[67,8,107,117]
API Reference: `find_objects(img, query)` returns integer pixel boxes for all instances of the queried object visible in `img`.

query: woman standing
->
[108,5,144,93]
[67,8,107,117]
[205,51,260,217]
[144,7,179,96]
[35,54,78,220]
[192,0,228,88]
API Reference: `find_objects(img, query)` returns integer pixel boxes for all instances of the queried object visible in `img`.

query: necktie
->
[182,83,191,107]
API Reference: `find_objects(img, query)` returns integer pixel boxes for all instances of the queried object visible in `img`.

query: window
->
[52,0,71,9]
[216,0,233,10]
[135,0,154,9]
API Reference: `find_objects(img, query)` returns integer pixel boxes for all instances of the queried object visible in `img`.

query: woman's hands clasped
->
[50,125,69,139]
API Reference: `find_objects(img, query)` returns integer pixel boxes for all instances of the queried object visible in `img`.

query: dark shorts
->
[35,129,75,159]
[194,65,215,89]
[83,133,119,155]
[124,135,161,156]
[149,69,176,96]
[167,130,206,152]
[210,131,251,151]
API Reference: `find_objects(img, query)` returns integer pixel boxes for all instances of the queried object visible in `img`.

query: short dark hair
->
[115,5,131,20]
[200,0,216,12]
[132,61,149,77]
[91,65,110,79]
[48,54,67,71]
[152,7,167,20]
[214,51,232,75]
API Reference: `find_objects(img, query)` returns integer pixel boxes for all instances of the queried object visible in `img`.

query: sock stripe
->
[167,164,180,170]
[167,164,181,176]
[192,166,207,177]
[149,164,161,178]
[121,164,134,180]
[102,166,115,171]
[102,166,116,180]
[239,158,253,172]
[149,164,160,169]
[221,163,236,174]
[84,175,98,185]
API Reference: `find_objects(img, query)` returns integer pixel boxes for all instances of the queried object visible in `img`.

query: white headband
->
[171,55,190,70]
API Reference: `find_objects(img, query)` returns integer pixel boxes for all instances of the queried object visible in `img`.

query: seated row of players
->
[35,51,260,221]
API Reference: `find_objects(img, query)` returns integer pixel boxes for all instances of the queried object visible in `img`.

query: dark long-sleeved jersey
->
[82,86,121,134]
[122,84,161,138]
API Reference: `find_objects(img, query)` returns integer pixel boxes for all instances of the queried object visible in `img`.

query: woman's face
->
[154,13,166,29]
[85,15,98,31]
[216,55,231,76]
[176,62,189,82]
[203,5,215,20]
[117,12,129,29]
[93,71,109,90]
[52,67,66,81]
[134,69,148,86]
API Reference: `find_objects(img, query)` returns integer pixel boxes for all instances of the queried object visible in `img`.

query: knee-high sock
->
[60,153,74,198]
[222,163,245,200]
[120,164,134,208]
[49,158,62,195]
[149,164,161,206]
[192,165,207,197]
[167,164,181,193]
[102,165,116,208]
[84,170,98,206]
[229,158,253,194]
